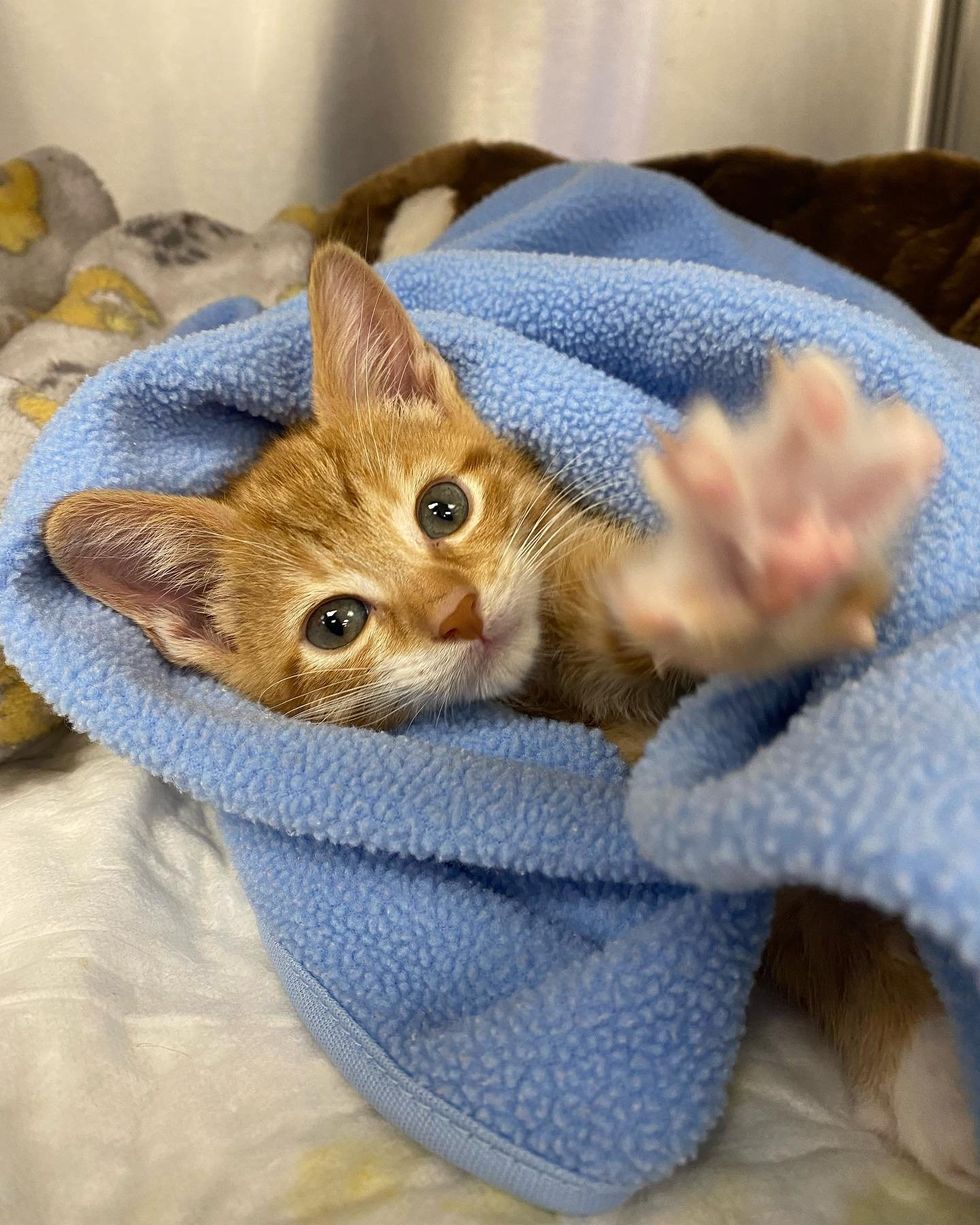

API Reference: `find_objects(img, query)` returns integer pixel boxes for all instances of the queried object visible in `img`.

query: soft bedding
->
[2,162,980,1212]
[0,145,316,756]
[3,146,980,1221]
[0,734,970,1225]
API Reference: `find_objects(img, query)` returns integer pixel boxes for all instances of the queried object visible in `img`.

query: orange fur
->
[43,244,967,1186]
[765,887,939,1092]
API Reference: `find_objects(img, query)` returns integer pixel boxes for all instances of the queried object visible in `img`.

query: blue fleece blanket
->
[1,164,979,1214]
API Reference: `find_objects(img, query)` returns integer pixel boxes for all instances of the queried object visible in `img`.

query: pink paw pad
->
[607,349,943,674]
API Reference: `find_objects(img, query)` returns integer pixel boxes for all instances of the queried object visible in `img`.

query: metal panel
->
[0,0,945,227]
[929,0,980,154]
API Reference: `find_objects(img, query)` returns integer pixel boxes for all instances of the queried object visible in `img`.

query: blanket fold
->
[1,162,978,1214]
[0,144,321,757]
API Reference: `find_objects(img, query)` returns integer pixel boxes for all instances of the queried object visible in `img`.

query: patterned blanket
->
[0,147,317,754]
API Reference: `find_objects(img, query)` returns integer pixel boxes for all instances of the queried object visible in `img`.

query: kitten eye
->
[305,596,369,650]
[417,481,469,539]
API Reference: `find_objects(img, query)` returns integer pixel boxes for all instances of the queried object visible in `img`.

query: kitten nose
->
[437,590,484,641]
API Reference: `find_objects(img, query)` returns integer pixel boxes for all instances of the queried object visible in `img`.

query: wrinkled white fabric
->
[0,736,965,1225]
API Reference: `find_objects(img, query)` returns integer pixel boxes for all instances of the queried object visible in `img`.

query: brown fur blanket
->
[5,138,980,757]
[321,141,980,346]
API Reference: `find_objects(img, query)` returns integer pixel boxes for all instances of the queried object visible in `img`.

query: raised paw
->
[606,350,943,675]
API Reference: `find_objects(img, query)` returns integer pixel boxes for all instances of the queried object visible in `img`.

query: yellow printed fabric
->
[0,152,318,758]
[0,159,46,255]
[45,266,162,336]
[14,389,59,426]
[0,651,59,749]
[275,203,320,234]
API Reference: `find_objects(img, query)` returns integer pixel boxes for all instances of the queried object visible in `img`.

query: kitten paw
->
[856,1013,980,1198]
[606,350,943,674]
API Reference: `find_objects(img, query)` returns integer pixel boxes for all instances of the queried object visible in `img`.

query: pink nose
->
[437,591,484,641]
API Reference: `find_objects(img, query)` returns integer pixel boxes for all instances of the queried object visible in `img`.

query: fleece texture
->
[0,141,318,756]
[0,163,978,1213]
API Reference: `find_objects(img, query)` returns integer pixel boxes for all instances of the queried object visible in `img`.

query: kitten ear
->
[308,241,455,414]
[44,489,239,671]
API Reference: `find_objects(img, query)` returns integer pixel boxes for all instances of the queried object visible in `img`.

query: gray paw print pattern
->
[35,359,91,403]
[122,212,241,267]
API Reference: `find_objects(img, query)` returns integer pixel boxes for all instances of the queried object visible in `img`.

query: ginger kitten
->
[44,244,976,1195]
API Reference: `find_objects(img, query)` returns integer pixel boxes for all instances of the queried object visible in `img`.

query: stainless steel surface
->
[930,0,980,154]
[0,0,947,227]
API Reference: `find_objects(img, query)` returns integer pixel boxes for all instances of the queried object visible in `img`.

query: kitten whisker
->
[276,672,387,711]
[254,660,378,705]
[518,471,618,550]
[272,671,389,716]
[319,681,421,728]
[516,475,621,575]
[500,453,589,556]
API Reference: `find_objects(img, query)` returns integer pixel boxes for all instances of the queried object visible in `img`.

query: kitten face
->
[212,396,548,725]
[44,243,555,728]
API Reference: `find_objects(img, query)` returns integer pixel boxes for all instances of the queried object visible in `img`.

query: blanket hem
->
[260,927,639,1215]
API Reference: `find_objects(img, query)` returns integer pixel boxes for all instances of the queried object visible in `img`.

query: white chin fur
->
[855,1012,980,1197]
[431,616,538,709]
[376,580,541,720]
[473,619,540,702]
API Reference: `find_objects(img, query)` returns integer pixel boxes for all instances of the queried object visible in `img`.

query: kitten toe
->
[627,349,942,675]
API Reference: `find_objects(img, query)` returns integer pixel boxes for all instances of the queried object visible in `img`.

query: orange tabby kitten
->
[44,244,977,1194]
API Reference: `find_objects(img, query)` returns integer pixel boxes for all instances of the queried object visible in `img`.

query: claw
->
[844,611,878,650]
[791,350,855,437]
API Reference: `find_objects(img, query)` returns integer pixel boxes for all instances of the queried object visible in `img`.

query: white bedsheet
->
[0,734,972,1225]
